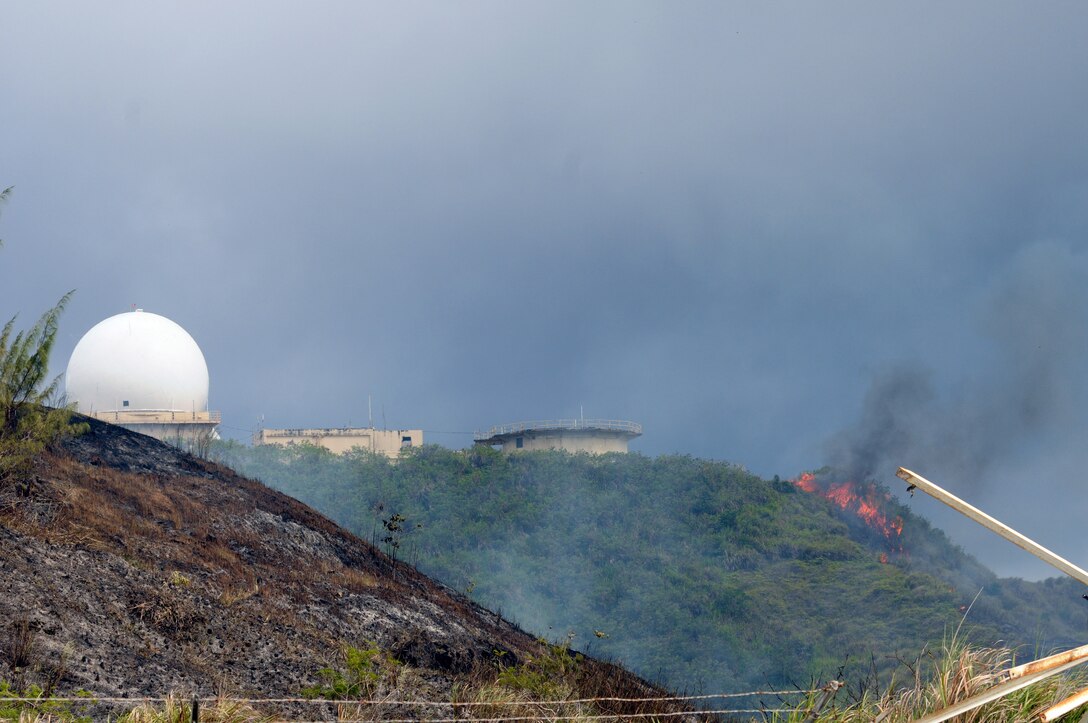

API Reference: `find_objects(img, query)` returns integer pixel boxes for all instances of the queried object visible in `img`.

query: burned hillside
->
[0,417,686,720]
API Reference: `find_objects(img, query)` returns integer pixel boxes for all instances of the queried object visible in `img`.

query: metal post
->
[896,468,1088,587]
[191,697,199,722]
[801,681,842,723]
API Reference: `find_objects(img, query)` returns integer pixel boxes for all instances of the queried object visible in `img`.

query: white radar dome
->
[65,310,210,414]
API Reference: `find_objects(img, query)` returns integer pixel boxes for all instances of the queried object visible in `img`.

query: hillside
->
[0,418,691,721]
[213,442,1088,695]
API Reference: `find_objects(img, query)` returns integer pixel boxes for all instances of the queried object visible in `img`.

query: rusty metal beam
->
[1041,685,1088,722]
[1004,643,1088,682]
[911,655,1088,723]
[896,468,1088,587]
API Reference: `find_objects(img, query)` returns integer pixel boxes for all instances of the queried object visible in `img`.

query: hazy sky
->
[3,2,1087,579]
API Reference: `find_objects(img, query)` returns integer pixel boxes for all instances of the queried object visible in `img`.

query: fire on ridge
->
[794,472,905,561]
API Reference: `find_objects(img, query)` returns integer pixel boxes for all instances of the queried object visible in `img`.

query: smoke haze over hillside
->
[826,241,1088,577]
[2,3,1087,578]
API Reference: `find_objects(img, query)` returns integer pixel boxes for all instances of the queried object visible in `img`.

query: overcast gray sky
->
[3,2,1087,579]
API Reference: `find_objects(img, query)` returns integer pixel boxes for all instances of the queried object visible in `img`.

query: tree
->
[0,187,85,490]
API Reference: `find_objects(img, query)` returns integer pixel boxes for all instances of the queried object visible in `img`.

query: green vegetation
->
[213,442,1088,695]
[0,289,81,485]
[495,637,584,699]
[459,638,601,721]
[0,683,93,722]
[0,186,85,490]
[301,642,401,700]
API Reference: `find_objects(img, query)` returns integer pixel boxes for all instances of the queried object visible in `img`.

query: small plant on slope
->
[301,642,401,700]
[0,681,93,722]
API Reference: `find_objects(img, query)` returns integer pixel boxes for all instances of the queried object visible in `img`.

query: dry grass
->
[340,567,379,592]
[462,681,595,722]
[218,582,260,607]
[118,695,272,723]
[447,639,703,722]
[773,635,1088,723]
[0,693,272,722]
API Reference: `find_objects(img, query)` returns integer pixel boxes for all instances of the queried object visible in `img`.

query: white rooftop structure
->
[65,310,219,445]
[66,310,209,413]
[474,418,642,454]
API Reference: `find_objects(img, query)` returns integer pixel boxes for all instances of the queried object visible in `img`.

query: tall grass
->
[0,695,270,723]
[775,634,1088,723]
[117,696,270,723]
[10,636,1088,722]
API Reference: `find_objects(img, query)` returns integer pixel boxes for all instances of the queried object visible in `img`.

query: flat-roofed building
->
[253,427,423,458]
[474,419,641,455]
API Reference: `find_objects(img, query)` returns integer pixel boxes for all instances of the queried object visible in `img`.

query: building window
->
[401,436,412,448]
[515,436,524,449]
[122,400,129,407]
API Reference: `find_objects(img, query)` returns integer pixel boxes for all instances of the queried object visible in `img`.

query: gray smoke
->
[822,240,1088,577]
[826,240,1088,492]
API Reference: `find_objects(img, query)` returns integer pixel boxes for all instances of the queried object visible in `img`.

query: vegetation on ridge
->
[214,442,1088,696]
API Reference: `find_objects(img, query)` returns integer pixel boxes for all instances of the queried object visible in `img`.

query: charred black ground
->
[0,417,689,720]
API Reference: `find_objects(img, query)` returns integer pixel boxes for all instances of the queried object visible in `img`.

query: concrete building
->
[253,427,423,458]
[474,419,642,454]
[64,310,220,445]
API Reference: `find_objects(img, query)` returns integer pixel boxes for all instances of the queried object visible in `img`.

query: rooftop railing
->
[475,419,642,440]
[258,427,403,438]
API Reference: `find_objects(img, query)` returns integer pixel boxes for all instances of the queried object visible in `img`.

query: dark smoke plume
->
[825,240,1088,492]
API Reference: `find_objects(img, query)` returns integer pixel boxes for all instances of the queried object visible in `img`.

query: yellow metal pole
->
[896,468,1088,587]
[1004,643,1088,682]
[911,655,1088,723]
[1040,685,1088,722]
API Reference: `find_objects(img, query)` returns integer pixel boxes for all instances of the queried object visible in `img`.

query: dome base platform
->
[85,410,221,445]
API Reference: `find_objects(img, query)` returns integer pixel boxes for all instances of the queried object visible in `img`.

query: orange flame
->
[796,472,819,493]
[793,473,905,555]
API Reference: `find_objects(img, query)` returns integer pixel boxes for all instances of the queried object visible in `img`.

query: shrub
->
[0,681,93,722]
[301,642,401,700]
